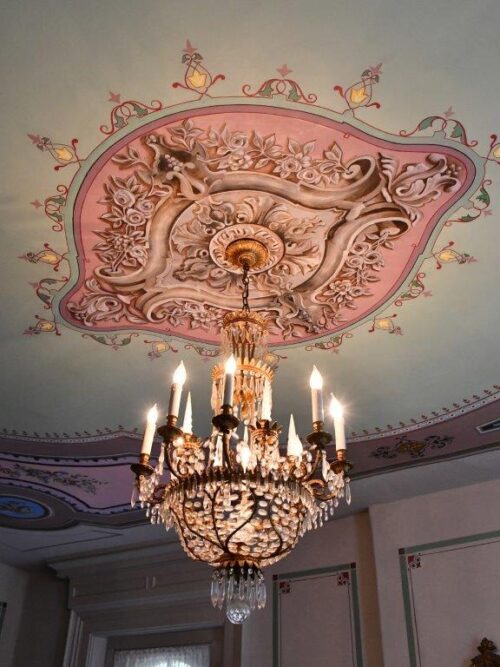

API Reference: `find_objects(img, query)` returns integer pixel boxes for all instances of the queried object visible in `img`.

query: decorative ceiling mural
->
[1,0,499,561]
[22,43,496,356]
[59,107,475,347]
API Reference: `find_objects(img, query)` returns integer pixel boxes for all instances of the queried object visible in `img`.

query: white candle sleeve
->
[309,367,324,424]
[141,420,156,455]
[334,417,346,451]
[168,383,182,417]
[223,374,234,406]
[311,388,324,423]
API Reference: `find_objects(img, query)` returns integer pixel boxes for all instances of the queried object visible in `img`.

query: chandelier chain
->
[242,262,250,312]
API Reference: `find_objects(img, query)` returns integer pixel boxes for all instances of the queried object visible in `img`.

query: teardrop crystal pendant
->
[345,478,352,505]
[130,484,139,508]
[211,564,266,624]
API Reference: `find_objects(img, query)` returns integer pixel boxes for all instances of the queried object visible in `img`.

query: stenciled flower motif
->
[152,301,224,332]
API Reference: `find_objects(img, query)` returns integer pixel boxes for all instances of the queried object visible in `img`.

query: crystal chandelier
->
[131,238,352,625]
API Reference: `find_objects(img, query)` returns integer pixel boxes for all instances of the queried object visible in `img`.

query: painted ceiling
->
[0,0,499,560]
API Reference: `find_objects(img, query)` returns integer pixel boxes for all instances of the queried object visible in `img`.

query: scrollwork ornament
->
[63,114,467,346]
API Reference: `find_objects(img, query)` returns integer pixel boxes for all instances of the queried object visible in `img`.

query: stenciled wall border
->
[272,562,363,667]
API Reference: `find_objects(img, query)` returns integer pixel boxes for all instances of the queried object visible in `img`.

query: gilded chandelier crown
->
[131,240,352,625]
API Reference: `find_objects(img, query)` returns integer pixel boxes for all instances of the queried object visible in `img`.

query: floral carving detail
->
[318,228,394,312]
[168,121,349,188]
[65,117,465,345]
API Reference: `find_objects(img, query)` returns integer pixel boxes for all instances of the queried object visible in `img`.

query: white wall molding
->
[63,610,85,667]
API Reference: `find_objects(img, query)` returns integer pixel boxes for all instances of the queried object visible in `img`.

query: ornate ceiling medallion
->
[59,104,475,347]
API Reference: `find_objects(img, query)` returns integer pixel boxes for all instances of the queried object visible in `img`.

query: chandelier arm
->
[222,431,232,469]
[223,488,259,554]
[164,444,181,479]
[312,489,338,503]
[242,262,250,313]
[301,448,322,483]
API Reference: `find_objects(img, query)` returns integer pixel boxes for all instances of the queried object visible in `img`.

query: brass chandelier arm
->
[301,448,322,483]
[163,442,181,479]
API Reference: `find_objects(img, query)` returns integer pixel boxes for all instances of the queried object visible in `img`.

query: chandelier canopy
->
[131,239,352,624]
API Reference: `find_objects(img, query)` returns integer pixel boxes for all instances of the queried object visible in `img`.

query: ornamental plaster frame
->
[52,97,484,352]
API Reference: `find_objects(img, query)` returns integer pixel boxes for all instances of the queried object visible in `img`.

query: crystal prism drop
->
[130,485,139,508]
[211,576,219,608]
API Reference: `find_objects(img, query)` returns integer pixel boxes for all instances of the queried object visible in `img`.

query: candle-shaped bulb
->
[141,403,158,455]
[310,366,324,423]
[168,361,187,417]
[243,425,249,445]
[147,404,159,424]
[330,393,346,452]
[173,360,187,385]
[222,355,237,406]
[225,355,237,375]
[287,414,303,457]
[329,394,344,420]
[182,392,193,434]
[309,366,323,390]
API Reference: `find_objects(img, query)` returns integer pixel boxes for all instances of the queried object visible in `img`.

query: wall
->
[370,477,500,667]
[241,511,384,667]
[0,561,28,667]
[6,478,496,667]
[0,562,68,667]
[13,569,68,667]
[50,541,241,667]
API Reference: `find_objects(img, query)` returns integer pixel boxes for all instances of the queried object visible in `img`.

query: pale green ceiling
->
[0,0,499,437]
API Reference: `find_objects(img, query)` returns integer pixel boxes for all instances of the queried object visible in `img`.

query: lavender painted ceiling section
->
[0,0,499,545]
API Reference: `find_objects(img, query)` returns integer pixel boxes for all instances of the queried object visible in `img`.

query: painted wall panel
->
[370,478,500,667]
[275,565,362,667]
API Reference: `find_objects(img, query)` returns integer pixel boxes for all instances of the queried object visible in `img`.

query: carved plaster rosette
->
[60,105,476,346]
